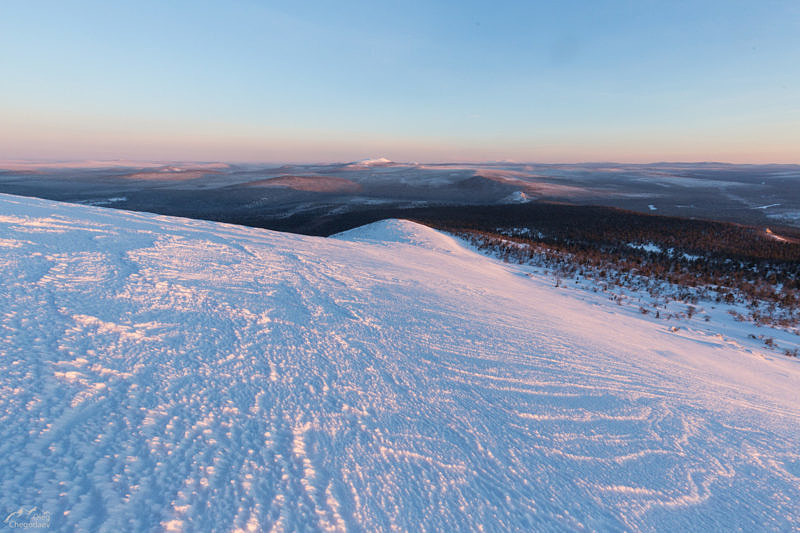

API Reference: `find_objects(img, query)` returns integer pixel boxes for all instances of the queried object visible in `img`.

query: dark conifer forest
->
[237,202,800,339]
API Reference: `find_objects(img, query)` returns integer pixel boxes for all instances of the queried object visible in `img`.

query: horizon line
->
[2,158,799,169]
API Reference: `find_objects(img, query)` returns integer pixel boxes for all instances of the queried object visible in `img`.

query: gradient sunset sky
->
[1,0,798,163]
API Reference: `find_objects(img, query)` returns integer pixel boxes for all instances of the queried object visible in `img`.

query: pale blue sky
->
[1,0,798,162]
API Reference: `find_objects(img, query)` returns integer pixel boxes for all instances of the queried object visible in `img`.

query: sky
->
[1,0,798,164]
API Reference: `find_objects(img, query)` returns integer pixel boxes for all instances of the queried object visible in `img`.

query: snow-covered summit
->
[1,193,799,531]
[332,218,469,255]
[346,157,397,168]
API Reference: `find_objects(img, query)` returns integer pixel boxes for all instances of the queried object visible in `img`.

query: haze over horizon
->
[2,157,800,168]
[2,0,799,164]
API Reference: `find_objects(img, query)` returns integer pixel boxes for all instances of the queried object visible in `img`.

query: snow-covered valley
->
[1,194,799,531]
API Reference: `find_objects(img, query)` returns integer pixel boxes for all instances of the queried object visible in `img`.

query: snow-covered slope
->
[331,219,469,255]
[1,194,799,531]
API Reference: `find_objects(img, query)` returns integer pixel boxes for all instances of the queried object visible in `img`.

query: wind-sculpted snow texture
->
[0,194,799,532]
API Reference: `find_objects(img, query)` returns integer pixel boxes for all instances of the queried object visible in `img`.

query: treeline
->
[400,204,799,331]
[231,201,800,330]
[406,203,800,263]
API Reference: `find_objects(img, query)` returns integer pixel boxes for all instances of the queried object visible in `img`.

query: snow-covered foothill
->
[331,219,469,255]
[0,193,799,531]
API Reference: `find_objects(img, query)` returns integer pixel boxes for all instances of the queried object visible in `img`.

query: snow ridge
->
[332,219,470,255]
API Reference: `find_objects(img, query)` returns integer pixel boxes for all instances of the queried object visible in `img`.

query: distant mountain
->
[346,157,398,167]
[2,161,798,231]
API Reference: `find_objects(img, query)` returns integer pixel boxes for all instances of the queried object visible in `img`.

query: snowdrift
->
[0,193,799,531]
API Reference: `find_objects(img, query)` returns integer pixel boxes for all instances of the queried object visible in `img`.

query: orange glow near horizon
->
[1,110,798,166]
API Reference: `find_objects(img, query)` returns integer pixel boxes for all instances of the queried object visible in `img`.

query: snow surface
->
[626,242,663,254]
[501,190,532,204]
[346,158,397,168]
[331,219,469,256]
[1,194,799,531]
